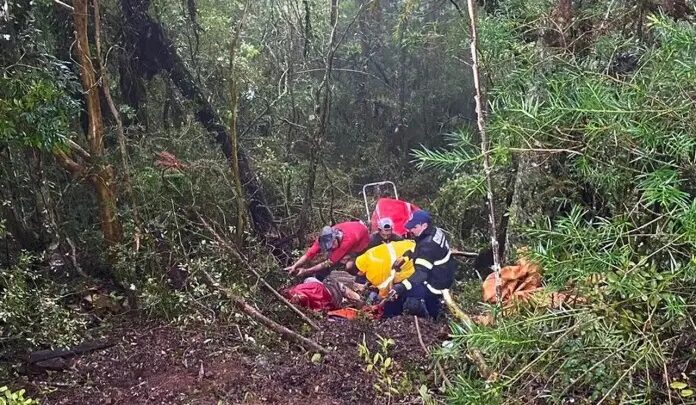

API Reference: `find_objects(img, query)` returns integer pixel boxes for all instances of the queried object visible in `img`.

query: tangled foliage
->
[0,253,87,353]
[418,2,696,403]
[0,66,78,150]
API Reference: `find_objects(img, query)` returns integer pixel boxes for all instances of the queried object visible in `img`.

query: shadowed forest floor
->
[15,316,449,404]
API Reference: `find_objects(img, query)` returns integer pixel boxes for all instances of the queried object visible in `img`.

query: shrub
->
[0,254,86,350]
[419,2,696,402]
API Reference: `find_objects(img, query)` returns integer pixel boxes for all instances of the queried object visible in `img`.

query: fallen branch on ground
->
[199,268,328,354]
[28,340,114,364]
[197,214,320,330]
[442,290,496,380]
[414,316,452,389]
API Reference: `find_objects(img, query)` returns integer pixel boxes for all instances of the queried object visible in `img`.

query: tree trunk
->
[465,0,502,302]
[119,0,280,244]
[298,0,339,234]
[93,0,141,231]
[228,1,250,246]
[72,0,123,248]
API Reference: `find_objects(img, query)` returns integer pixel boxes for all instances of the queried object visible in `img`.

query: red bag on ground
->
[283,281,336,311]
[370,198,420,237]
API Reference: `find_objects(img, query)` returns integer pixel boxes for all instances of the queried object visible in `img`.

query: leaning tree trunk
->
[228,1,250,246]
[119,0,279,244]
[298,0,339,235]
[72,0,123,248]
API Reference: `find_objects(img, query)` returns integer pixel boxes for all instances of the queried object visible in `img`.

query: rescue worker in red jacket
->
[385,210,455,319]
[285,221,370,280]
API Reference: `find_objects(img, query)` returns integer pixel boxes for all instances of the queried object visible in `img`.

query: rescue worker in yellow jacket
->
[354,240,416,299]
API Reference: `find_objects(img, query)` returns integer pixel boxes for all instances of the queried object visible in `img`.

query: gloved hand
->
[391,257,405,271]
[389,283,407,300]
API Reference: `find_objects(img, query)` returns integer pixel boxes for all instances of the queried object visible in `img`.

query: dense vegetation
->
[1,0,695,403]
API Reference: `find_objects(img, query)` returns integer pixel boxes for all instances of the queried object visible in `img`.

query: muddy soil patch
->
[12,316,449,404]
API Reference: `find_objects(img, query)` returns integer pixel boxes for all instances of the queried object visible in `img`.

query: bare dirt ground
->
[13,316,449,404]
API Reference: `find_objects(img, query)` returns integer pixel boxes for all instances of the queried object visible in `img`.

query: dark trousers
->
[383,283,441,319]
[316,251,364,281]
[313,266,333,281]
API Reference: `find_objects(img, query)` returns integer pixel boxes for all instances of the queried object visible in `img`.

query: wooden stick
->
[465,0,502,305]
[200,269,327,353]
[65,236,88,278]
[450,249,479,258]
[54,0,73,10]
[413,316,452,388]
[197,214,320,330]
[442,290,495,380]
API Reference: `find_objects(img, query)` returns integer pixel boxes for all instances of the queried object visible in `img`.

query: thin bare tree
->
[465,0,502,302]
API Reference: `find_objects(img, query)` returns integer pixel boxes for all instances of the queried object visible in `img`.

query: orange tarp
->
[326,305,382,320]
[476,257,585,326]
[482,258,542,304]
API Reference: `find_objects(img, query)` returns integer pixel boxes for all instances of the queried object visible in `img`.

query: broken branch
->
[197,214,320,330]
[442,290,495,380]
[199,268,327,353]
[54,0,74,11]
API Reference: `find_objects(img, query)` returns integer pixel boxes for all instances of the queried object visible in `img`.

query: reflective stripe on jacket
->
[355,240,416,296]
[402,226,455,292]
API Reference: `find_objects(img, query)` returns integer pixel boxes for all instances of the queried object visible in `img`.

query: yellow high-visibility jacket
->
[355,240,416,297]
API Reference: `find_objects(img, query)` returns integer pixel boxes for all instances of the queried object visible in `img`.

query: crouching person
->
[284,221,369,280]
[354,239,416,299]
[384,210,455,319]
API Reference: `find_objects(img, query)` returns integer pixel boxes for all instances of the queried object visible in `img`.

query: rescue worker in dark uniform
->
[384,210,455,319]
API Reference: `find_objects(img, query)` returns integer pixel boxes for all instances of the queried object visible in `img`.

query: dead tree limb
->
[413,316,451,388]
[465,0,502,303]
[199,269,327,353]
[28,340,114,364]
[197,214,320,330]
[441,290,495,380]
[119,0,281,247]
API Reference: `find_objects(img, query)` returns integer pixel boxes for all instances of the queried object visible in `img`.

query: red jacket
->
[305,221,369,264]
